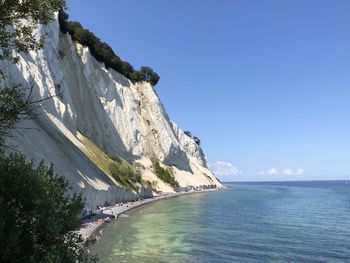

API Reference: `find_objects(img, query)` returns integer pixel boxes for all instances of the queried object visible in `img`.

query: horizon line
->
[222,179,350,183]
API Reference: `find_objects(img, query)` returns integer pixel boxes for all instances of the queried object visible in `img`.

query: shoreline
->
[80,188,222,241]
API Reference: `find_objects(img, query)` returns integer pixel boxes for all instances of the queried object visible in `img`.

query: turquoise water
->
[91,181,350,262]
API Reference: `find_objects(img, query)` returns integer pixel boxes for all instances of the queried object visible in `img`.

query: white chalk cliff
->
[1,16,222,209]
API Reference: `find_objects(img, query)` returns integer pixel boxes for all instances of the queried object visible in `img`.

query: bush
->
[193,136,201,145]
[58,10,160,86]
[0,152,95,262]
[140,66,160,86]
[184,131,201,145]
[152,160,179,189]
[184,131,192,138]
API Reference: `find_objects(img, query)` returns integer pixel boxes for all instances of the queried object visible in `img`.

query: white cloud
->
[210,161,240,177]
[296,168,304,175]
[282,168,305,175]
[282,168,293,175]
[256,168,277,176]
[258,167,305,176]
[267,168,278,175]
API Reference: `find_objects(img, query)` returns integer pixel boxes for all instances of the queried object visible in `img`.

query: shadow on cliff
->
[163,144,193,174]
[12,38,139,162]
[5,50,147,207]
[57,37,138,161]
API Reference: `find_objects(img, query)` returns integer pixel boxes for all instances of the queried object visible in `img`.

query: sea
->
[91,181,350,262]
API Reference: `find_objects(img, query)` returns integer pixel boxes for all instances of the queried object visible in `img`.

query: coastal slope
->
[1,15,222,209]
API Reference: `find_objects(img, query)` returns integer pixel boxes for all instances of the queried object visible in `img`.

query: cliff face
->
[1,16,222,209]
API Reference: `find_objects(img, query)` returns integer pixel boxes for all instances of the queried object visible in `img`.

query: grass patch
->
[152,160,179,189]
[109,161,141,191]
[79,134,141,191]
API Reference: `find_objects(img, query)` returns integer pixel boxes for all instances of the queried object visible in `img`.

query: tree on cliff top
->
[140,66,160,86]
[58,8,160,86]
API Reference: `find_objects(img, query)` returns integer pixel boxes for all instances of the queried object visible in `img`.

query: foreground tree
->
[1,0,66,145]
[0,0,65,62]
[0,153,96,262]
[0,84,32,147]
[0,1,96,262]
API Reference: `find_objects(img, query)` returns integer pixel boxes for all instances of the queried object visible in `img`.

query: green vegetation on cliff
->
[109,161,142,191]
[58,9,160,86]
[79,134,142,191]
[152,160,179,189]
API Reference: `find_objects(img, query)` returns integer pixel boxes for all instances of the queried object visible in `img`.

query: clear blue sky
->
[66,0,350,182]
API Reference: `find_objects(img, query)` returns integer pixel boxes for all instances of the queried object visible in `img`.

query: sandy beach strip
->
[80,188,220,240]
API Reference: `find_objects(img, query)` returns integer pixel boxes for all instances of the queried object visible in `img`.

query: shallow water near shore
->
[91,181,350,262]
